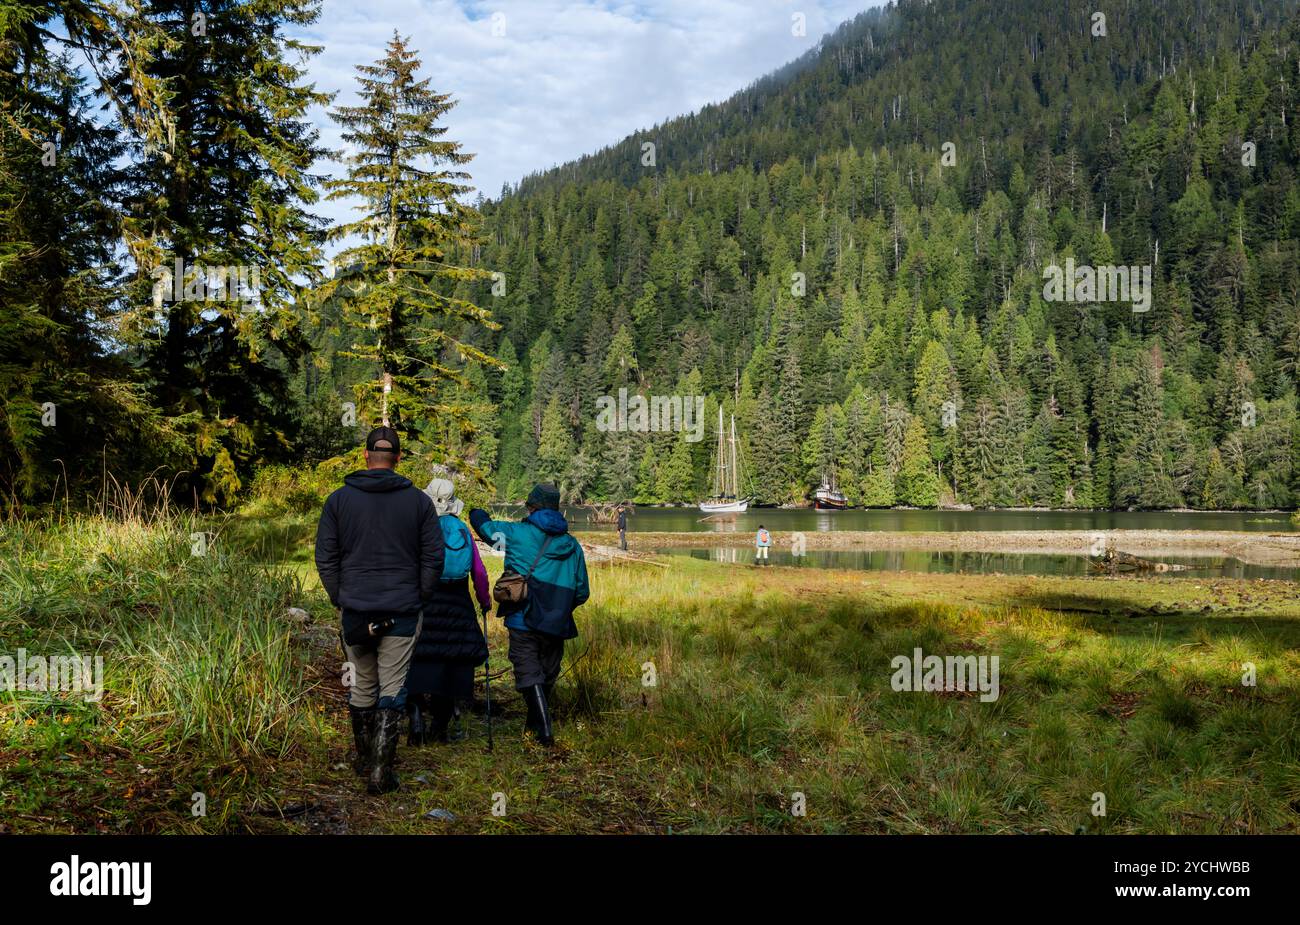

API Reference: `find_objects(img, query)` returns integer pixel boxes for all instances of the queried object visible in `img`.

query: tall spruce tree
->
[0,50,170,502]
[0,1,175,503]
[115,0,330,505]
[320,32,498,480]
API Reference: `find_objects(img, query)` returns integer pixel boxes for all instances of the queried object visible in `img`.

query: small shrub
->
[244,465,334,515]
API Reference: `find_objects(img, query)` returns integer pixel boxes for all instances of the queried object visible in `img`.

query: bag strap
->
[522,534,553,580]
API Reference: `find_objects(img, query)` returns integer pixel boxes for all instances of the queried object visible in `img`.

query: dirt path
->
[284,614,526,835]
[578,529,1300,568]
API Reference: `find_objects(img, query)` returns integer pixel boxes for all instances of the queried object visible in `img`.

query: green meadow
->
[3,501,1298,834]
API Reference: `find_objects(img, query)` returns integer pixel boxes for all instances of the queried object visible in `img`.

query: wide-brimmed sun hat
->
[424,477,464,516]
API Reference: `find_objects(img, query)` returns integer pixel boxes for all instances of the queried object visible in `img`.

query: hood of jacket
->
[525,508,570,536]
[343,468,414,493]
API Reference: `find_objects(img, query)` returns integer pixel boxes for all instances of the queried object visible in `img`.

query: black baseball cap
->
[365,426,401,453]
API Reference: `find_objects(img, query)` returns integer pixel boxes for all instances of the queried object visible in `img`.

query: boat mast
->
[729,416,738,499]
[713,405,726,499]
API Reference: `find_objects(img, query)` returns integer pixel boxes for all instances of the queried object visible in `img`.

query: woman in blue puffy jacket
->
[405,478,492,745]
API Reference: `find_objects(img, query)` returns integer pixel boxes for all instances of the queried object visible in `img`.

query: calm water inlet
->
[654,547,1300,581]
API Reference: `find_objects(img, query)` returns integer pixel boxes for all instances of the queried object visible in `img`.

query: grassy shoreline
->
[3,511,1299,833]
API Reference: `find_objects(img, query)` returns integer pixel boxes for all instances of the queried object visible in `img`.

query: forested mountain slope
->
[460,0,1300,508]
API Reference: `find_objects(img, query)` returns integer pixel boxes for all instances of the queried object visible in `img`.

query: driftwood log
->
[581,502,632,525]
[1092,543,1188,574]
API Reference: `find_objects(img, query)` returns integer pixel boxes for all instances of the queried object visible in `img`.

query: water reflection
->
[654,547,1300,581]
[522,505,1297,535]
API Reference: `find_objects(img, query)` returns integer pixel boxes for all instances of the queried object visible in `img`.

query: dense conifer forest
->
[5,0,1300,509]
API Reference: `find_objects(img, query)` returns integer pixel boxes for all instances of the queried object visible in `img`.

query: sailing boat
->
[700,407,749,514]
[813,470,848,510]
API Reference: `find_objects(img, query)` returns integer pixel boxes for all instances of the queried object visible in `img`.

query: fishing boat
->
[812,471,848,510]
[700,408,749,514]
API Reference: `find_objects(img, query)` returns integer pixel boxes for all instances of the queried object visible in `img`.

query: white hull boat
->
[699,498,749,514]
[699,408,750,514]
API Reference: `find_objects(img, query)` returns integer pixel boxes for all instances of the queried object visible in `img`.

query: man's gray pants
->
[345,614,422,710]
[508,627,564,689]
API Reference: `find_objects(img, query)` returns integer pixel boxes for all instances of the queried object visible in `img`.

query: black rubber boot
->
[523,687,540,731]
[349,706,375,777]
[407,694,428,746]
[428,695,454,744]
[367,708,402,794]
[524,684,554,747]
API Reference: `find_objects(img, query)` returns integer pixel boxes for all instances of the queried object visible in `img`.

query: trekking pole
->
[480,602,493,752]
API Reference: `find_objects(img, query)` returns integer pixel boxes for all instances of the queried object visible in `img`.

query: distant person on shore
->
[314,426,444,794]
[405,477,491,746]
[468,483,589,747]
[755,524,771,565]
[617,504,628,551]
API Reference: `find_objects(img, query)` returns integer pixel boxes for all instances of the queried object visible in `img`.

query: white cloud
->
[295,0,877,235]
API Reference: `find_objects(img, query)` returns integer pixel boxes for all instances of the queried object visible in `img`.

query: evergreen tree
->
[320,32,498,480]
[656,435,696,503]
[635,444,659,504]
[0,47,169,502]
[536,395,574,488]
[115,0,331,504]
[898,416,941,507]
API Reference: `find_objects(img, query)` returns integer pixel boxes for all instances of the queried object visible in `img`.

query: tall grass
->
[0,491,321,832]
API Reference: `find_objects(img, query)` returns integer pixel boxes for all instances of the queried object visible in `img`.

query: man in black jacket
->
[315,426,444,794]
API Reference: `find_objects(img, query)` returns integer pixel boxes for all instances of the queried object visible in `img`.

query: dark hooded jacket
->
[314,468,444,614]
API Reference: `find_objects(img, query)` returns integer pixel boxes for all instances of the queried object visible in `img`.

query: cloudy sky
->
[295,0,878,224]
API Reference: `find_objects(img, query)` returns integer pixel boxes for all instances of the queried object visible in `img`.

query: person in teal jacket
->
[469,482,589,746]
